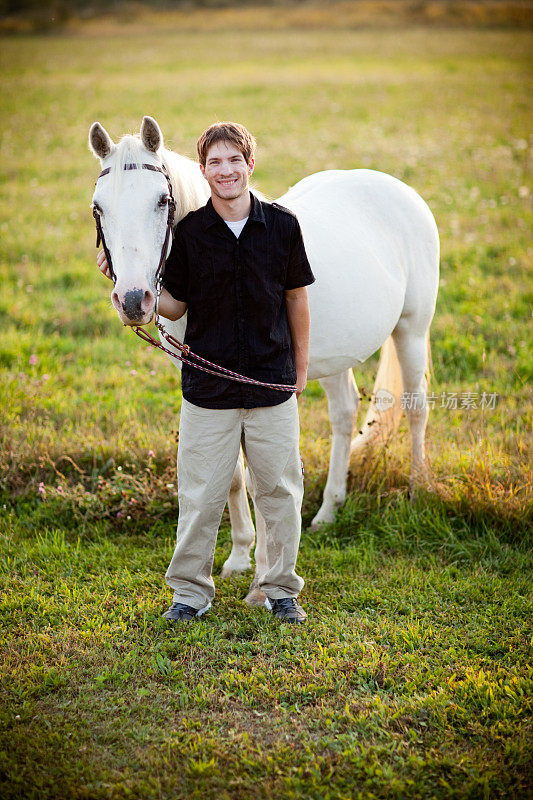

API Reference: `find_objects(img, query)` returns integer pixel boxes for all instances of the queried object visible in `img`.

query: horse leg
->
[220,449,256,578]
[311,369,360,528]
[391,322,431,488]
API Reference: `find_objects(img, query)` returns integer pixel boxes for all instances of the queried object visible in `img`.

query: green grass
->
[0,20,532,800]
[1,512,531,799]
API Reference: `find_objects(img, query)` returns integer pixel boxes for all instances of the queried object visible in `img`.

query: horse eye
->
[158,195,169,208]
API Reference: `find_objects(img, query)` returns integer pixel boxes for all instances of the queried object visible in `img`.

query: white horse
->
[89,116,439,606]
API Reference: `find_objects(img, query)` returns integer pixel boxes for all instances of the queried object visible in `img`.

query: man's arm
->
[97,250,187,321]
[285,286,310,399]
[157,288,187,321]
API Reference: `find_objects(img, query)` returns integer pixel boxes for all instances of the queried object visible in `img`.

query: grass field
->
[0,16,532,800]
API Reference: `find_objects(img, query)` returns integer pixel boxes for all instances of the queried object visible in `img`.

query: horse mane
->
[111,134,144,173]
[108,135,144,204]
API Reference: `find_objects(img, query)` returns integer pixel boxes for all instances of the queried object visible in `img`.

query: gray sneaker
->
[163,601,210,622]
[265,596,307,624]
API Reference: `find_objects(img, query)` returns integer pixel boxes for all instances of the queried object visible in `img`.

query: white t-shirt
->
[224,217,248,238]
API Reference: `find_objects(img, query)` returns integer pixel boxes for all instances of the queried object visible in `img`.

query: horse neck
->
[161,148,210,224]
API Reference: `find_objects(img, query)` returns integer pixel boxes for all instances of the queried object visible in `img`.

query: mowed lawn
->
[0,20,532,800]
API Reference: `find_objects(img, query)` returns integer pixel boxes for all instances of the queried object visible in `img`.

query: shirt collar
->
[202,191,266,230]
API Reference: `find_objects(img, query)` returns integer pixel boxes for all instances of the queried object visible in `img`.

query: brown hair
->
[196,122,256,167]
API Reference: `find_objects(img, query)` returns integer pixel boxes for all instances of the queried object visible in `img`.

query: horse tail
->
[350,335,404,456]
[425,329,433,385]
[351,330,432,457]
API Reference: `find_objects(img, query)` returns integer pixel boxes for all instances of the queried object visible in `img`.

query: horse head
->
[89,116,174,326]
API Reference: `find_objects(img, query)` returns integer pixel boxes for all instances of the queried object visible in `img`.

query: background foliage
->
[2,0,533,33]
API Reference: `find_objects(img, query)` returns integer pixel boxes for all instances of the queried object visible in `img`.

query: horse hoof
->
[310,510,335,530]
[409,481,432,502]
[244,587,267,607]
[220,561,251,579]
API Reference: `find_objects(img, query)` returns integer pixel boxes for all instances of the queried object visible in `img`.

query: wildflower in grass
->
[117,512,122,518]
[148,450,155,458]
[150,370,156,376]
[18,372,26,379]
[126,361,131,366]
[130,370,137,376]
[57,486,64,495]
[29,354,37,365]
[42,374,49,382]
[37,482,46,500]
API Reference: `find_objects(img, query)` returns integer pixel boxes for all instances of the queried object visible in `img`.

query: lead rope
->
[133,299,298,392]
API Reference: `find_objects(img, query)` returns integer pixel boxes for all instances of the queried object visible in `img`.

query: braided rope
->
[133,323,297,392]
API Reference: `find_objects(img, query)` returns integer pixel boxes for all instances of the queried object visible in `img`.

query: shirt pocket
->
[189,238,234,303]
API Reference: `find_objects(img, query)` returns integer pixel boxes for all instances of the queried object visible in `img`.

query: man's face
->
[200,140,254,202]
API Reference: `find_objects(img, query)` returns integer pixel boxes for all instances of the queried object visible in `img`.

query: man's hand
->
[97,249,113,281]
[295,368,308,400]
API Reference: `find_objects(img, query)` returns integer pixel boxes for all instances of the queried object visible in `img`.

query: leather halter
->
[92,162,176,287]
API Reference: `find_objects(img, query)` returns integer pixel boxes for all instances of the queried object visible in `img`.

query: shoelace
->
[170,602,196,613]
[273,598,297,611]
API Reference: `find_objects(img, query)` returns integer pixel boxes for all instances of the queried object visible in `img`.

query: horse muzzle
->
[112,287,156,326]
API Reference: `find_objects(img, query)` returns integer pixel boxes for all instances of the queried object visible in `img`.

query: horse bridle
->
[91,161,297,393]
[92,162,176,291]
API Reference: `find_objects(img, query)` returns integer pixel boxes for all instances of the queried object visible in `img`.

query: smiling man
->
[101,122,314,623]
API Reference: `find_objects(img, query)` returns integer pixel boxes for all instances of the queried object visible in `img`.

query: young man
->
[100,122,314,624]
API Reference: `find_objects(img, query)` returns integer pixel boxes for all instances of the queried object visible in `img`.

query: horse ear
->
[89,122,115,160]
[141,116,163,153]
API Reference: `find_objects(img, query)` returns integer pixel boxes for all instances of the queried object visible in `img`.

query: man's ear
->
[89,122,115,160]
[141,115,164,153]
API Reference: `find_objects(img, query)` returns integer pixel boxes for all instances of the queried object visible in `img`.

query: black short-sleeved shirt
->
[162,192,315,409]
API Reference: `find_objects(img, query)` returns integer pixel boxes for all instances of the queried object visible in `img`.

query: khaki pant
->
[165,395,305,610]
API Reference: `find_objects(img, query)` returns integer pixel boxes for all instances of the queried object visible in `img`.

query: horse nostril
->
[111,289,120,309]
[141,289,155,313]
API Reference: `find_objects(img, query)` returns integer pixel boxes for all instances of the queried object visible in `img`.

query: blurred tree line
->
[0,0,306,32]
[2,0,531,30]
[1,0,291,16]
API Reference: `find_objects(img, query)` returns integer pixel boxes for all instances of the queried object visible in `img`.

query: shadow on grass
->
[304,488,531,573]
